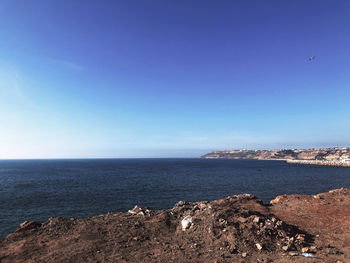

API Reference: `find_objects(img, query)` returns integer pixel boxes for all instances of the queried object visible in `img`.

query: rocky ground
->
[1,188,349,263]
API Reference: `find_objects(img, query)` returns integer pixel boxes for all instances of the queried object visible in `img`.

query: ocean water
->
[1,158,350,238]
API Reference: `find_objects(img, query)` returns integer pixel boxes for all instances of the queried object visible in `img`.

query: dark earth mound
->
[1,188,349,262]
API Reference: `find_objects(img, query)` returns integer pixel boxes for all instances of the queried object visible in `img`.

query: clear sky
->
[0,0,350,158]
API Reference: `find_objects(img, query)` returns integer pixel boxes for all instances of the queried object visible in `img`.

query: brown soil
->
[1,188,349,263]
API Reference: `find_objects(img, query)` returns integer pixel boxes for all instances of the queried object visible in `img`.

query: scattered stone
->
[256,243,263,250]
[20,221,29,228]
[328,247,343,255]
[218,218,227,225]
[128,206,138,214]
[208,227,212,234]
[253,216,260,223]
[301,247,309,253]
[199,203,207,210]
[309,245,317,252]
[241,252,248,258]
[173,200,189,209]
[237,217,247,223]
[295,234,305,241]
[128,206,152,216]
[229,244,237,254]
[192,205,200,212]
[181,215,192,231]
[275,220,283,227]
[137,211,145,217]
[16,221,42,232]
[282,245,289,251]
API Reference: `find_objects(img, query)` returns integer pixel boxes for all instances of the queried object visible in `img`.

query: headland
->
[201,147,350,167]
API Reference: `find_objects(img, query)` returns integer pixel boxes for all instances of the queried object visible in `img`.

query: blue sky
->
[0,0,350,158]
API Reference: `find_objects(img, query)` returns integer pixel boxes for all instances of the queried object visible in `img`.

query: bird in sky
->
[308,56,316,61]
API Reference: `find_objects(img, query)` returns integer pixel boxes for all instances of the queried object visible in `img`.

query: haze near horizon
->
[1,0,350,158]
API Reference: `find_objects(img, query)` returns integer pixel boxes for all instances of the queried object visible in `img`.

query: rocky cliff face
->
[201,147,350,161]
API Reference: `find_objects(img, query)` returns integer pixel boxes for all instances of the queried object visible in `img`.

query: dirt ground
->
[1,188,349,263]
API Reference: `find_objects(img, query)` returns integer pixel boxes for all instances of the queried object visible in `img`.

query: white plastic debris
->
[299,252,315,258]
[181,215,192,231]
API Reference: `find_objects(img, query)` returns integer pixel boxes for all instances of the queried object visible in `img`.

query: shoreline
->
[286,159,350,167]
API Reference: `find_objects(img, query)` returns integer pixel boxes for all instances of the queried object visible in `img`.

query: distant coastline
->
[200,147,350,167]
[286,159,350,167]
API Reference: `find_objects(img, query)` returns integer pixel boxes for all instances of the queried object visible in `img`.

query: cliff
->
[201,147,350,161]
[1,188,349,262]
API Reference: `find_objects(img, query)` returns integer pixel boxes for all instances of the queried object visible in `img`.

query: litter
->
[299,252,315,258]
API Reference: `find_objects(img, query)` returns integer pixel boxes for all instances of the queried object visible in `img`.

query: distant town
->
[201,147,350,166]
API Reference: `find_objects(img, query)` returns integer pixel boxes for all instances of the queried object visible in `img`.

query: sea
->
[1,158,350,238]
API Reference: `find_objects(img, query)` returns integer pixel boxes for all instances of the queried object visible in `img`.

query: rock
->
[16,221,42,232]
[199,203,207,210]
[128,205,139,215]
[218,218,227,225]
[275,220,283,227]
[128,205,152,216]
[229,244,237,254]
[282,245,289,251]
[237,217,247,223]
[295,234,305,241]
[301,247,309,253]
[309,246,317,252]
[173,200,189,209]
[207,227,212,234]
[270,195,287,204]
[253,216,260,223]
[177,200,186,206]
[192,205,200,212]
[328,247,342,255]
[137,211,145,217]
[256,243,263,250]
[181,215,192,231]
[241,252,248,258]
[20,221,29,228]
